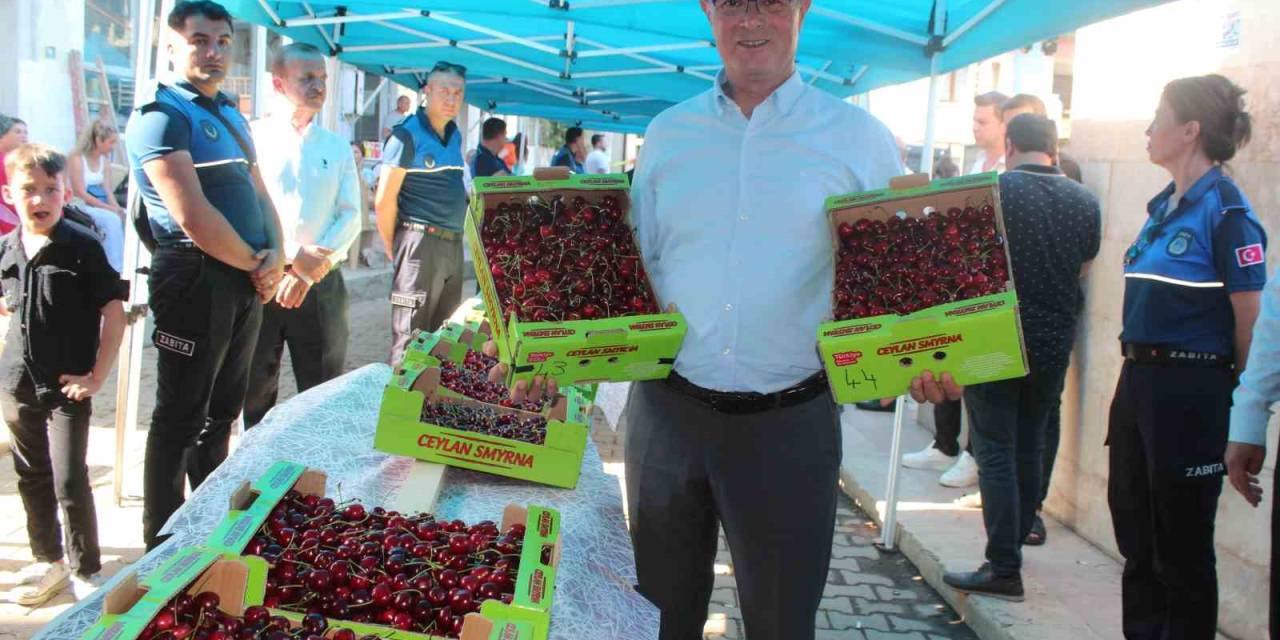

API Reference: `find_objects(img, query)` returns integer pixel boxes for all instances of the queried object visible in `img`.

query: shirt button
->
[722,347,732,356]
[739,215,748,222]
[724,303,733,311]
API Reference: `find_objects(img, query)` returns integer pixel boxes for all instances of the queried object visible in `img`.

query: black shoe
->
[855,399,895,412]
[943,563,1024,602]
[1024,514,1047,546]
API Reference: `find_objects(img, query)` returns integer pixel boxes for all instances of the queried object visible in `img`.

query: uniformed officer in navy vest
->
[375,61,469,365]
[1110,74,1264,639]
[125,0,285,550]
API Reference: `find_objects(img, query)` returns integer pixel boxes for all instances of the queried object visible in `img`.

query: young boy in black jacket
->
[0,144,126,605]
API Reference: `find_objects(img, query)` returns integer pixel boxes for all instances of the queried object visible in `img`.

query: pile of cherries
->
[481,194,660,322]
[438,361,543,413]
[421,402,548,445]
[834,203,1008,320]
[239,491,526,638]
[139,592,379,640]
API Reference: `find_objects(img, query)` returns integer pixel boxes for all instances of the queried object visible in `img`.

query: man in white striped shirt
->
[245,43,361,427]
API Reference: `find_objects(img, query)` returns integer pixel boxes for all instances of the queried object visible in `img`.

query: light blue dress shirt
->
[1230,268,1280,446]
[630,71,902,393]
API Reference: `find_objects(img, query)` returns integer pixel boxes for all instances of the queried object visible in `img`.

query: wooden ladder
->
[69,51,123,162]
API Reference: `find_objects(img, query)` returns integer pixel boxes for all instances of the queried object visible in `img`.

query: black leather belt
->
[401,221,459,241]
[155,241,201,252]
[665,371,828,414]
[1122,343,1234,369]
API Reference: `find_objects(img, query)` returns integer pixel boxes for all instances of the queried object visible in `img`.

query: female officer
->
[1110,74,1264,639]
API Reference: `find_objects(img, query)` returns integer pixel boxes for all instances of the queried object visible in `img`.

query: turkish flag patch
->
[1235,243,1265,268]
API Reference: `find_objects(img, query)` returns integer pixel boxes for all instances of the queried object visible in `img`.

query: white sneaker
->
[72,573,105,601]
[901,445,957,471]
[12,562,56,586]
[955,491,983,509]
[15,561,71,607]
[940,452,980,488]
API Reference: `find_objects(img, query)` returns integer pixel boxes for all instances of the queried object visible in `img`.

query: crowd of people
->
[0,1,1276,639]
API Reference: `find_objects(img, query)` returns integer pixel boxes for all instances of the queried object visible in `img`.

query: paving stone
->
[829,611,892,632]
[914,603,945,618]
[820,595,855,614]
[833,542,881,559]
[840,569,896,587]
[815,610,831,629]
[707,603,743,623]
[865,631,929,640]
[710,587,737,607]
[818,630,865,640]
[830,555,866,570]
[823,583,877,600]
[888,615,937,632]
[854,598,907,615]
[875,585,921,601]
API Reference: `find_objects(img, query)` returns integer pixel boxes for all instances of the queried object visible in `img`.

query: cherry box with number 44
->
[817,173,1030,404]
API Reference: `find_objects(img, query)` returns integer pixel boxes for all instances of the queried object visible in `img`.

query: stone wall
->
[1050,1,1279,638]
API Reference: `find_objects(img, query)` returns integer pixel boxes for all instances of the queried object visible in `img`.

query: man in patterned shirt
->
[943,114,1101,600]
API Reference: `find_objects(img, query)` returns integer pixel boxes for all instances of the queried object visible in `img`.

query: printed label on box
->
[832,351,864,366]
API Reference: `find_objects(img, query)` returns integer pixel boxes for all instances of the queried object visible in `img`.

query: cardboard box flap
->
[532,167,570,181]
[889,173,931,190]
[140,547,222,595]
[100,571,143,616]
[825,171,999,212]
[512,505,561,614]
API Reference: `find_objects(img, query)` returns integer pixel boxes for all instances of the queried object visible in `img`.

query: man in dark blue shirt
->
[125,0,284,549]
[550,126,586,174]
[375,61,469,365]
[944,114,1101,600]
[472,117,511,178]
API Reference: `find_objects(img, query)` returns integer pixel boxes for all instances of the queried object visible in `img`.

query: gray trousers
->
[624,379,842,640]
[389,227,463,366]
[244,270,349,428]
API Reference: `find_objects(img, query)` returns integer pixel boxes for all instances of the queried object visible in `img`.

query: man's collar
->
[1010,163,1062,176]
[169,81,235,107]
[712,68,806,118]
[266,108,318,136]
[416,107,457,143]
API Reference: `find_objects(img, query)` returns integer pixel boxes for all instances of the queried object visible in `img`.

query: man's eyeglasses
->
[431,61,468,78]
[711,0,798,18]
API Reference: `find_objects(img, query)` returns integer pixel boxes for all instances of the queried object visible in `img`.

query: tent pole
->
[114,0,166,506]
[920,53,940,176]
[878,396,908,550]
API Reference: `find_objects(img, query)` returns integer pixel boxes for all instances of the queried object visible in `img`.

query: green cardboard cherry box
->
[80,547,265,640]
[817,173,1029,404]
[239,504,561,640]
[376,364,590,488]
[465,169,686,386]
[199,461,561,639]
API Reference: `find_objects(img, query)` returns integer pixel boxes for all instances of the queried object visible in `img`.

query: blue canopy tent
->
[222,0,878,133]
[223,0,1171,162]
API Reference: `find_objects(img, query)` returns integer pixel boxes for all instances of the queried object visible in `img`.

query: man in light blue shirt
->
[1228,268,1280,636]
[614,1,959,637]
[502,3,960,635]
